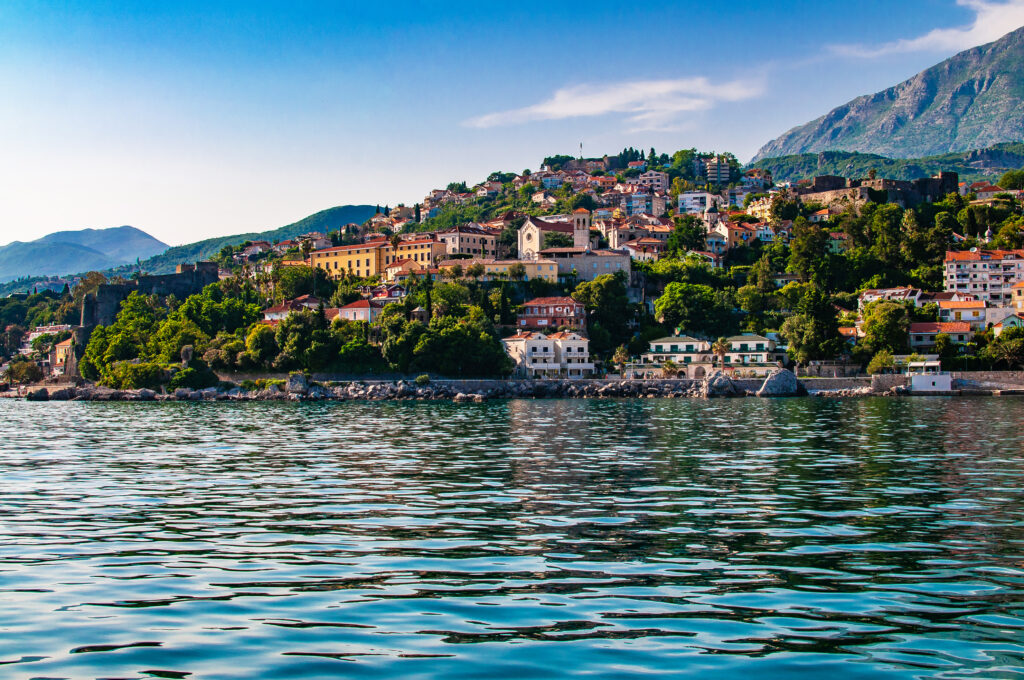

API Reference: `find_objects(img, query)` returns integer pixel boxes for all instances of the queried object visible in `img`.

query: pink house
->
[336,299,384,323]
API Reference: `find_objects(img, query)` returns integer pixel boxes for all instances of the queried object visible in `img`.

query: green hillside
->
[0,204,377,295]
[109,204,377,276]
[748,143,1024,184]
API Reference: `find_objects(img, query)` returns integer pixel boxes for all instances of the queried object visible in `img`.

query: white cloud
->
[832,0,1024,57]
[463,77,763,132]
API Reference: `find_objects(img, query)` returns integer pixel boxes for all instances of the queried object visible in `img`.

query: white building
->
[678,191,721,215]
[944,249,1024,305]
[631,333,781,379]
[637,170,669,192]
[937,300,987,330]
[502,331,594,378]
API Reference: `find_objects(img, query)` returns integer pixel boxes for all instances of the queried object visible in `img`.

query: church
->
[517,209,593,259]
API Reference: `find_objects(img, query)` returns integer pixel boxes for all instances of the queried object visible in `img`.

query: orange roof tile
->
[938,300,986,309]
[909,322,972,334]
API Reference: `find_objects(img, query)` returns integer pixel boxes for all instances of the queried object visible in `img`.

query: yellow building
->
[311,238,447,279]
[1013,281,1024,312]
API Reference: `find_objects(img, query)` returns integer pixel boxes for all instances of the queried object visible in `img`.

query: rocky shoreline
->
[0,369,898,402]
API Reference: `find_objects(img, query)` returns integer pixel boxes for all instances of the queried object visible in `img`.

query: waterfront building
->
[634,333,780,379]
[502,331,594,378]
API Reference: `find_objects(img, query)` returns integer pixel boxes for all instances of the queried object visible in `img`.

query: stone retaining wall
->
[952,371,1024,385]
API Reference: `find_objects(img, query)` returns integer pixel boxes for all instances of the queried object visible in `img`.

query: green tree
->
[543,232,574,249]
[612,345,629,374]
[861,301,910,355]
[787,218,828,283]
[780,287,843,365]
[999,169,1024,190]
[4,359,43,384]
[866,349,894,375]
[666,215,707,253]
[654,282,737,338]
[572,272,630,355]
[245,324,278,366]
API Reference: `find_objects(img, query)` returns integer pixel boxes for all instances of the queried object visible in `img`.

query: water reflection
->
[0,398,1022,678]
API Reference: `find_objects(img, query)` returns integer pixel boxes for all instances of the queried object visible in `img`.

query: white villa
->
[503,331,594,378]
[629,333,781,379]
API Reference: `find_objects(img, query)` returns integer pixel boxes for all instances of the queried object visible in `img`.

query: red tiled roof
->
[525,296,581,306]
[938,300,985,309]
[526,217,575,233]
[909,322,972,334]
[339,300,384,310]
[945,249,1024,261]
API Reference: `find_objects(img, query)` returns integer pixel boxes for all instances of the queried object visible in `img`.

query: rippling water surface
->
[1,397,1023,679]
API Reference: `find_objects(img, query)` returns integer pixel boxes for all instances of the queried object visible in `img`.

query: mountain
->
[752,26,1024,162]
[0,226,168,283]
[112,204,378,276]
[748,142,1024,184]
[0,205,378,291]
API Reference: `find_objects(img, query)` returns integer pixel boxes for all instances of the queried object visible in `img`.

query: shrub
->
[4,360,44,384]
[867,349,895,375]
[103,362,165,390]
[169,366,219,390]
[415,374,430,386]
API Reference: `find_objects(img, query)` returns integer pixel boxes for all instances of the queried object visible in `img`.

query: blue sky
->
[1,0,1023,246]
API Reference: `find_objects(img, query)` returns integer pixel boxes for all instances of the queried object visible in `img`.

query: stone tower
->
[572,209,591,249]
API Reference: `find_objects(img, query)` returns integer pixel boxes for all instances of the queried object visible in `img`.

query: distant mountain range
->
[748,142,1024,185]
[0,204,378,293]
[753,25,1024,162]
[112,204,377,277]
[0,226,168,283]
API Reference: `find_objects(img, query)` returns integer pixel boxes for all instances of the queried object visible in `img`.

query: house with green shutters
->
[630,333,781,379]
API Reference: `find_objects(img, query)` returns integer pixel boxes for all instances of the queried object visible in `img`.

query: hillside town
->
[3,147,1024,394]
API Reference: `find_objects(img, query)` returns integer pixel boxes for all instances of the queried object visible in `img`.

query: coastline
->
[4,370,1023,402]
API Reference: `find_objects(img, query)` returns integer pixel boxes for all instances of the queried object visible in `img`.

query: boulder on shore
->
[701,370,739,398]
[756,369,807,397]
[286,373,309,395]
[26,387,49,401]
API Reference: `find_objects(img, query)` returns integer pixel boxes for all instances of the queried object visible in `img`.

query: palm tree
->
[712,337,729,370]
[612,345,629,376]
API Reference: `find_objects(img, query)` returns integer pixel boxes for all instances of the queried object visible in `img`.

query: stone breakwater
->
[3,370,887,403]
